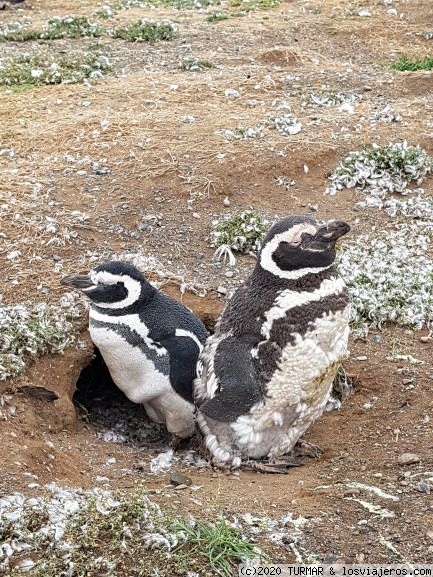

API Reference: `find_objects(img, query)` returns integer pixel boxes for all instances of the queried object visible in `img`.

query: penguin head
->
[258,215,350,279]
[61,261,154,309]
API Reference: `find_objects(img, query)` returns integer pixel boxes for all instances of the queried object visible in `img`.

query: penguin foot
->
[242,458,304,474]
[292,439,323,459]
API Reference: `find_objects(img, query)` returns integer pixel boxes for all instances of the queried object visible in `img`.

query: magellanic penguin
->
[61,261,208,441]
[194,215,351,472]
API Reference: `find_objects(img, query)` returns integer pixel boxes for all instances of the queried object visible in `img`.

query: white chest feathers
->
[88,308,170,404]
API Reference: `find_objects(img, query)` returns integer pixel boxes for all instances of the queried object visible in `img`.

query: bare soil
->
[0,0,432,568]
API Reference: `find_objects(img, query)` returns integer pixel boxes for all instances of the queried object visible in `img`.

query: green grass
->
[389,55,433,71]
[112,20,177,41]
[174,517,261,576]
[0,52,111,86]
[181,57,214,71]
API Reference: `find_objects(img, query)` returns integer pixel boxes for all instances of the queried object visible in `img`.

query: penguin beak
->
[61,274,96,290]
[315,220,350,244]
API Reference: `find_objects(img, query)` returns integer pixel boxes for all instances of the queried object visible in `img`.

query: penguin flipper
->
[159,334,201,403]
[198,337,262,423]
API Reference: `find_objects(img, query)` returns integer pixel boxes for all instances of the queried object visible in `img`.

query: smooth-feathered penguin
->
[61,261,208,441]
[194,215,350,472]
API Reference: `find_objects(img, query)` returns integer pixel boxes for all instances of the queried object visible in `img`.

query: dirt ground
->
[0,0,432,568]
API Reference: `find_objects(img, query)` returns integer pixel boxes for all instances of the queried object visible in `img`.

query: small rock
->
[227,474,240,480]
[420,336,432,343]
[416,481,431,494]
[217,286,227,295]
[225,271,234,278]
[373,335,382,344]
[170,472,192,486]
[138,223,149,232]
[358,9,371,16]
[398,453,420,466]
[355,355,368,361]
[174,483,189,490]
[192,212,200,219]
[426,530,433,541]
[18,560,35,572]
[52,255,61,262]
[223,196,230,206]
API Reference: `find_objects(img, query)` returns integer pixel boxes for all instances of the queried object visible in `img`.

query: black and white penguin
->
[61,261,208,441]
[194,215,350,472]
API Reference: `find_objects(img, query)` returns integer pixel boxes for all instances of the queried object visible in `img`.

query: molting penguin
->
[61,261,208,441]
[194,215,350,472]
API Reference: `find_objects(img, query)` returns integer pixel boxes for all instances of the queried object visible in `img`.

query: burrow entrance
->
[73,348,169,447]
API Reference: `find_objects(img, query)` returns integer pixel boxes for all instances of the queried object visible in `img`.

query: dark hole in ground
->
[73,347,169,447]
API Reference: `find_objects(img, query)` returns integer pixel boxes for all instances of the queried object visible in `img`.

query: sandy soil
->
[0,0,432,568]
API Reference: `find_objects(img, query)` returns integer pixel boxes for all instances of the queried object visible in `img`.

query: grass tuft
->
[112,20,177,41]
[181,57,214,71]
[389,55,433,71]
[174,517,261,576]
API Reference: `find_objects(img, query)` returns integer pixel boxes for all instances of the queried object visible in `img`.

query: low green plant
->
[326,141,432,198]
[0,303,77,379]
[229,0,280,11]
[0,52,111,86]
[210,209,270,264]
[389,55,433,71]
[112,20,177,41]
[181,57,214,71]
[206,11,230,22]
[41,16,103,39]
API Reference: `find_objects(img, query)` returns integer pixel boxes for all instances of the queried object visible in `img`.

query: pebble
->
[225,271,234,278]
[398,453,420,466]
[416,482,431,494]
[420,336,432,343]
[170,472,192,486]
[227,474,240,480]
[427,531,433,541]
[355,355,368,361]
[138,223,149,232]
[217,286,227,295]
[174,484,189,490]
[373,335,382,344]
[223,196,230,206]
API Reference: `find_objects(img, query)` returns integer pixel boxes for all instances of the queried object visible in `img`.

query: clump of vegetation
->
[210,210,271,264]
[181,57,214,71]
[0,21,41,42]
[0,486,262,577]
[40,16,103,39]
[0,303,77,380]
[326,142,432,200]
[111,20,177,41]
[206,11,230,22]
[306,90,362,108]
[337,224,433,335]
[0,52,111,86]
[229,0,280,11]
[389,55,433,71]
[162,0,222,9]
[0,16,103,42]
